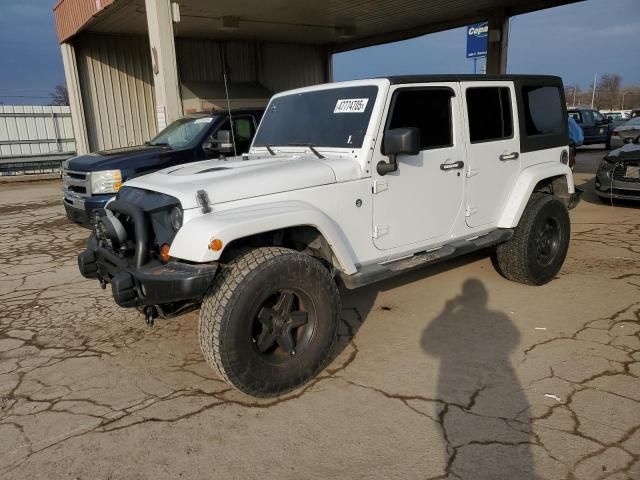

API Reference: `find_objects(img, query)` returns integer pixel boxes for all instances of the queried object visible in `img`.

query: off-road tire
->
[199,247,340,397]
[493,193,570,285]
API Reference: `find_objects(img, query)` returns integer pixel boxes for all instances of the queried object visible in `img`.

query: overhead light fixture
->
[219,16,240,30]
[335,25,356,39]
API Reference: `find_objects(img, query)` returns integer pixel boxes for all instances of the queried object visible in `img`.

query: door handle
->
[440,160,464,171]
[499,152,520,161]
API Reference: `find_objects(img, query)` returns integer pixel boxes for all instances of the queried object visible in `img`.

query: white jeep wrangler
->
[79,75,580,397]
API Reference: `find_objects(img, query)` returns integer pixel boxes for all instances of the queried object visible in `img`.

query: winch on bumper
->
[77,200,218,308]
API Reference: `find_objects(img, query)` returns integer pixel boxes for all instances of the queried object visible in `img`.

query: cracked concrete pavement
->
[1,149,639,479]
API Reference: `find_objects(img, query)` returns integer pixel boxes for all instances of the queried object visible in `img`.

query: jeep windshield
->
[253,85,378,149]
[149,116,214,148]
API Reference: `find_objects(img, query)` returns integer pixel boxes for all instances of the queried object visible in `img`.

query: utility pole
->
[566,85,577,107]
[591,73,597,109]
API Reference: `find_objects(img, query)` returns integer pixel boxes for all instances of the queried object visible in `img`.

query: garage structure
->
[54,0,581,154]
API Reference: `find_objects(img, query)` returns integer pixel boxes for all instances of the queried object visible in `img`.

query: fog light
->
[208,238,223,251]
[160,243,171,263]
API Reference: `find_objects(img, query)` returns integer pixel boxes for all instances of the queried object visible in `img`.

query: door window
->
[466,87,513,142]
[386,88,453,150]
[210,115,256,154]
[593,111,605,123]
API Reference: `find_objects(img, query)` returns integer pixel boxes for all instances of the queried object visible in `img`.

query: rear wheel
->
[493,194,570,285]
[199,247,340,397]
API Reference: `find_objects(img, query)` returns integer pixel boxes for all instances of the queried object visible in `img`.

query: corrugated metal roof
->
[55,0,583,49]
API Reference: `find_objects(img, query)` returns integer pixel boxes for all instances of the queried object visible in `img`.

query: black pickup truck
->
[63,109,264,226]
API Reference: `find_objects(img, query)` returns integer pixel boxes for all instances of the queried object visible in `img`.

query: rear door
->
[462,82,520,228]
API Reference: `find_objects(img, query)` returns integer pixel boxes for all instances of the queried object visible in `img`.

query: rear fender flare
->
[497,163,575,228]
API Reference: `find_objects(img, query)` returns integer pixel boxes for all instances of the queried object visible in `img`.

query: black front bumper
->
[78,200,218,309]
[79,236,218,307]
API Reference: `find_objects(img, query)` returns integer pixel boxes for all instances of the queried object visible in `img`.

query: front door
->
[462,82,520,228]
[372,83,466,250]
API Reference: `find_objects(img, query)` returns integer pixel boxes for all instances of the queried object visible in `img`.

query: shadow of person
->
[422,279,535,480]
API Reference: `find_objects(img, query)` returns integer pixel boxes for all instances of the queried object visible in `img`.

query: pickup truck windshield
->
[149,117,213,148]
[253,86,378,149]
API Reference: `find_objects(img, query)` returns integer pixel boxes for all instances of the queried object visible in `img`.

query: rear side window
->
[522,86,563,135]
[387,88,453,150]
[466,87,513,143]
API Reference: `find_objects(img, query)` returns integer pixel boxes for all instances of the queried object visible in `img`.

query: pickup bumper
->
[63,190,114,227]
[78,235,218,308]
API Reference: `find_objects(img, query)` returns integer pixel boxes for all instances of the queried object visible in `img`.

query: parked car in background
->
[568,107,615,149]
[609,117,640,150]
[63,109,264,226]
[596,133,640,203]
[601,110,631,121]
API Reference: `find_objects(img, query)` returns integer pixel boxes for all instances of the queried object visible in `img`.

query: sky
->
[0,0,638,105]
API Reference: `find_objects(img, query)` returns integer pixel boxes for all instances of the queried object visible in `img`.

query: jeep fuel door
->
[461,82,520,228]
[371,83,465,250]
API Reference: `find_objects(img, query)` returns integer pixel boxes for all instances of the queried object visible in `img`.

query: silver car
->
[610,117,640,149]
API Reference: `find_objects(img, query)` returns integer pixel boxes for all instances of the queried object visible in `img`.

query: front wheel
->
[493,194,570,285]
[199,247,340,397]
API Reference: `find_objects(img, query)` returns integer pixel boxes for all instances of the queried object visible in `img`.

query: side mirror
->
[377,128,420,176]
[383,127,420,156]
[205,130,233,154]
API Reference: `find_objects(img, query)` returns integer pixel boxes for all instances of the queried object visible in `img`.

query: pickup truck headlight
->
[169,206,183,231]
[91,170,122,194]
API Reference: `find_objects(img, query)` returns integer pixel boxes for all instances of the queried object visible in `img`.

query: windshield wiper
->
[264,144,276,156]
[287,142,324,159]
[149,141,170,147]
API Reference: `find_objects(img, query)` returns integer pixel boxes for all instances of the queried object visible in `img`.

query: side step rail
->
[339,229,513,289]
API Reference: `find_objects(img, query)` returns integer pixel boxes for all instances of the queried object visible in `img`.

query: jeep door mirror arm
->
[377,127,420,176]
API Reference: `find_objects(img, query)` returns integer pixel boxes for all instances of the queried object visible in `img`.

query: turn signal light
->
[159,243,171,263]
[208,238,223,251]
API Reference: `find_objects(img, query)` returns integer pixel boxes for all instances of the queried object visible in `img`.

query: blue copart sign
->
[466,21,488,59]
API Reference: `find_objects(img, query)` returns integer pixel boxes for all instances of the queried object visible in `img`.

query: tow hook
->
[144,306,158,327]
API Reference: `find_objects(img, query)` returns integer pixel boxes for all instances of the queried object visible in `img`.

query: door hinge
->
[372,179,388,194]
[373,224,390,238]
[465,204,478,217]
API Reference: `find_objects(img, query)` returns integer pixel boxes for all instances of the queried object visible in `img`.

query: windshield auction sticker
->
[334,98,369,113]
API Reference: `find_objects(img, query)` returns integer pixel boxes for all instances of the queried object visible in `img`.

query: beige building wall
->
[76,33,157,152]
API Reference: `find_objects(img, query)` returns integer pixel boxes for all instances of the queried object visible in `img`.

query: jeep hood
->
[123,154,361,209]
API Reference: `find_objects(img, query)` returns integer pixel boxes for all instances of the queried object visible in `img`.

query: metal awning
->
[55,0,582,51]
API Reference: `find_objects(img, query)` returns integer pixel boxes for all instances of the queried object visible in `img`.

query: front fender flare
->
[169,201,358,274]
[497,162,575,228]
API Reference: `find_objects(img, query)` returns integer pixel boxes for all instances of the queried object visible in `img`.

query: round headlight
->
[169,206,183,231]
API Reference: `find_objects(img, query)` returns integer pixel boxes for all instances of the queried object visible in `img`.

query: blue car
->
[63,109,264,226]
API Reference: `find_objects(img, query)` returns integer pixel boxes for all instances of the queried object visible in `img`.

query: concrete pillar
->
[145,0,182,130]
[486,10,510,75]
[60,42,90,155]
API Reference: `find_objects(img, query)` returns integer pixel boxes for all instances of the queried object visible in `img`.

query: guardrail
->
[0,153,75,177]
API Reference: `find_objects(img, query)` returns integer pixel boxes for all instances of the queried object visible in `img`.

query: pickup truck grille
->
[63,169,90,196]
[612,161,640,183]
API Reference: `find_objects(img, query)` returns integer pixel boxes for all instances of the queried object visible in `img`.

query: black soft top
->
[385,74,563,84]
